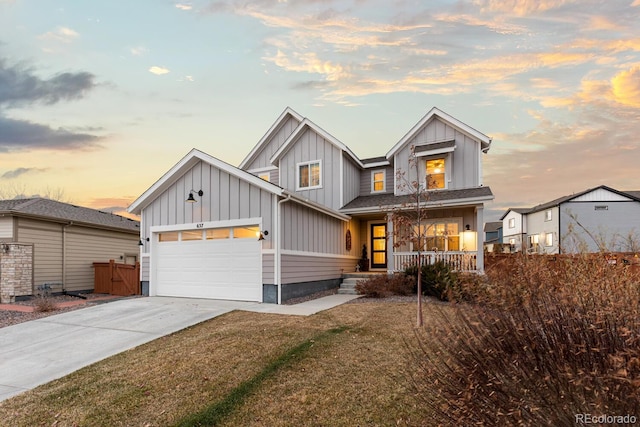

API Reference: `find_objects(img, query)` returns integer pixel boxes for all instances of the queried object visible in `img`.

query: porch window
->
[297,160,321,189]
[413,222,460,251]
[426,158,446,189]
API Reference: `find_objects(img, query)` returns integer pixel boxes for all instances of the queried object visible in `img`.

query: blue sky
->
[0,0,639,221]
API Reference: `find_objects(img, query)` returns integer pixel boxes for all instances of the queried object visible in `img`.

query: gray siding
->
[281,202,360,258]
[141,160,275,247]
[560,201,640,253]
[244,116,301,171]
[359,165,394,196]
[281,254,358,284]
[278,128,343,210]
[394,117,481,194]
[342,155,361,207]
[526,207,560,253]
[262,252,275,284]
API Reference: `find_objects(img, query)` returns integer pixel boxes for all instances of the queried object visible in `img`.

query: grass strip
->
[174,326,348,427]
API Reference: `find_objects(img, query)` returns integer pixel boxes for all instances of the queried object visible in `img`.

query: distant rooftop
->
[0,198,139,233]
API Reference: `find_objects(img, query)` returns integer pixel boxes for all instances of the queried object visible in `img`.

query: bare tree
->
[388,146,438,327]
[0,184,71,202]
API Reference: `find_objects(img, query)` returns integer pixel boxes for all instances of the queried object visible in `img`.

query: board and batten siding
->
[280,253,357,285]
[0,216,13,239]
[341,155,361,207]
[278,128,343,210]
[65,227,139,292]
[244,115,301,171]
[394,117,481,194]
[141,160,275,245]
[15,218,63,289]
[280,202,360,257]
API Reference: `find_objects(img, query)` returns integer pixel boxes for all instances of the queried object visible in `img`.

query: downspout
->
[62,221,73,292]
[276,194,292,305]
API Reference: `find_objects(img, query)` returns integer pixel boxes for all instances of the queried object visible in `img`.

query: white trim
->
[414,146,455,157]
[247,165,278,174]
[128,148,283,214]
[269,118,364,168]
[386,107,491,159]
[339,152,344,208]
[340,197,492,214]
[284,190,351,221]
[281,249,359,259]
[363,160,391,168]
[424,154,450,190]
[150,218,263,234]
[296,159,323,190]
[371,169,386,193]
[239,107,304,169]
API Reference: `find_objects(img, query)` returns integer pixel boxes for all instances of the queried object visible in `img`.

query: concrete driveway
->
[0,294,359,402]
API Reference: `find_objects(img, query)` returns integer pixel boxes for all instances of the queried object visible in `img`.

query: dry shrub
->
[34,296,57,313]
[412,254,640,425]
[354,273,414,298]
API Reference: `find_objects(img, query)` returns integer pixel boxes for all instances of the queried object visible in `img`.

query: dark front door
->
[370,223,387,269]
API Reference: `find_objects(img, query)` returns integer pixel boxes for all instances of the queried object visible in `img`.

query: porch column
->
[476,206,485,273]
[386,213,394,273]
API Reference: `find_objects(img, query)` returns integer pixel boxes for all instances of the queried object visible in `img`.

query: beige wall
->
[15,217,138,293]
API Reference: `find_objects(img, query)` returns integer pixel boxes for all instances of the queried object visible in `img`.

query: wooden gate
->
[93,260,141,296]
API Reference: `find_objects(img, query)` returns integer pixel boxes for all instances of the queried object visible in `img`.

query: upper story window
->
[258,173,270,182]
[426,158,446,189]
[545,209,552,221]
[297,160,321,190]
[508,218,515,228]
[371,170,386,193]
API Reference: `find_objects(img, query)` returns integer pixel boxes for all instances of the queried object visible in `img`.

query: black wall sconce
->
[138,237,150,246]
[465,224,471,231]
[258,230,269,241]
[186,189,204,203]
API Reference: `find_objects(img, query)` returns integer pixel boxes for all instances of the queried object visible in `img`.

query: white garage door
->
[154,226,262,301]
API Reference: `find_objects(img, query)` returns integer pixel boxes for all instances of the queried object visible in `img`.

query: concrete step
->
[338,276,369,295]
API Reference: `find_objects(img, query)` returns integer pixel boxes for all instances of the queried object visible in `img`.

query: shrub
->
[34,296,57,312]
[354,273,414,298]
[404,261,460,301]
[410,254,640,425]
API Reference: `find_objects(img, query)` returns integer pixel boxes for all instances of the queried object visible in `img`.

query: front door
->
[370,223,387,269]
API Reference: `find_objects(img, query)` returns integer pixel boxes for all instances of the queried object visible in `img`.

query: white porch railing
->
[392,251,478,272]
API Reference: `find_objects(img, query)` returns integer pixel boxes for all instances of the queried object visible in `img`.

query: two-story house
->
[128,107,494,303]
[501,185,640,254]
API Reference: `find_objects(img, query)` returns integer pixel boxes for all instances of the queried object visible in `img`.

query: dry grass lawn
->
[0,301,437,426]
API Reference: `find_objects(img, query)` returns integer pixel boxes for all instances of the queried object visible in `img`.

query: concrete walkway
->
[0,294,359,402]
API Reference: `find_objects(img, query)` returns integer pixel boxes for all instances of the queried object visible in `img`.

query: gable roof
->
[0,198,140,233]
[269,117,364,168]
[500,207,531,220]
[340,186,493,213]
[527,185,640,214]
[386,107,492,159]
[484,221,503,233]
[128,148,285,215]
[239,107,304,170]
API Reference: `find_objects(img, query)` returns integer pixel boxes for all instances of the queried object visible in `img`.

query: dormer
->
[386,107,491,195]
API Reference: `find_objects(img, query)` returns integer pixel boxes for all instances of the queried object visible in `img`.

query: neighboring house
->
[0,198,140,302]
[501,185,640,254]
[128,106,494,304]
[483,221,503,252]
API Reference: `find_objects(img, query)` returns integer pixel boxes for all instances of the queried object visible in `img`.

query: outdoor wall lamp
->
[465,224,471,231]
[258,230,269,241]
[186,189,204,203]
[138,237,150,246]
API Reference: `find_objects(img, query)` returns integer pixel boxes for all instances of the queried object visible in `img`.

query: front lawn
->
[0,301,434,426]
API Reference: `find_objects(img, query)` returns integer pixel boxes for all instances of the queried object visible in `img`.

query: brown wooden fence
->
[93,260,141,296]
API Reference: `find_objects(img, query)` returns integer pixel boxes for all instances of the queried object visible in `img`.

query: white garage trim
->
[149,218,264,302]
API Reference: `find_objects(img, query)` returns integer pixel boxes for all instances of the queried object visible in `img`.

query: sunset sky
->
[0,0,639,222]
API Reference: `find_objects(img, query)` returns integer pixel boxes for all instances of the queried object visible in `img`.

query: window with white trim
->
[508,218,515,228]
[545,209,552,221]
[297,160,321,189]
[412,221,460,252]
[545,233,553,246]
[258,173,270,182]
[371,170,386,193]
[426,158,446,189]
